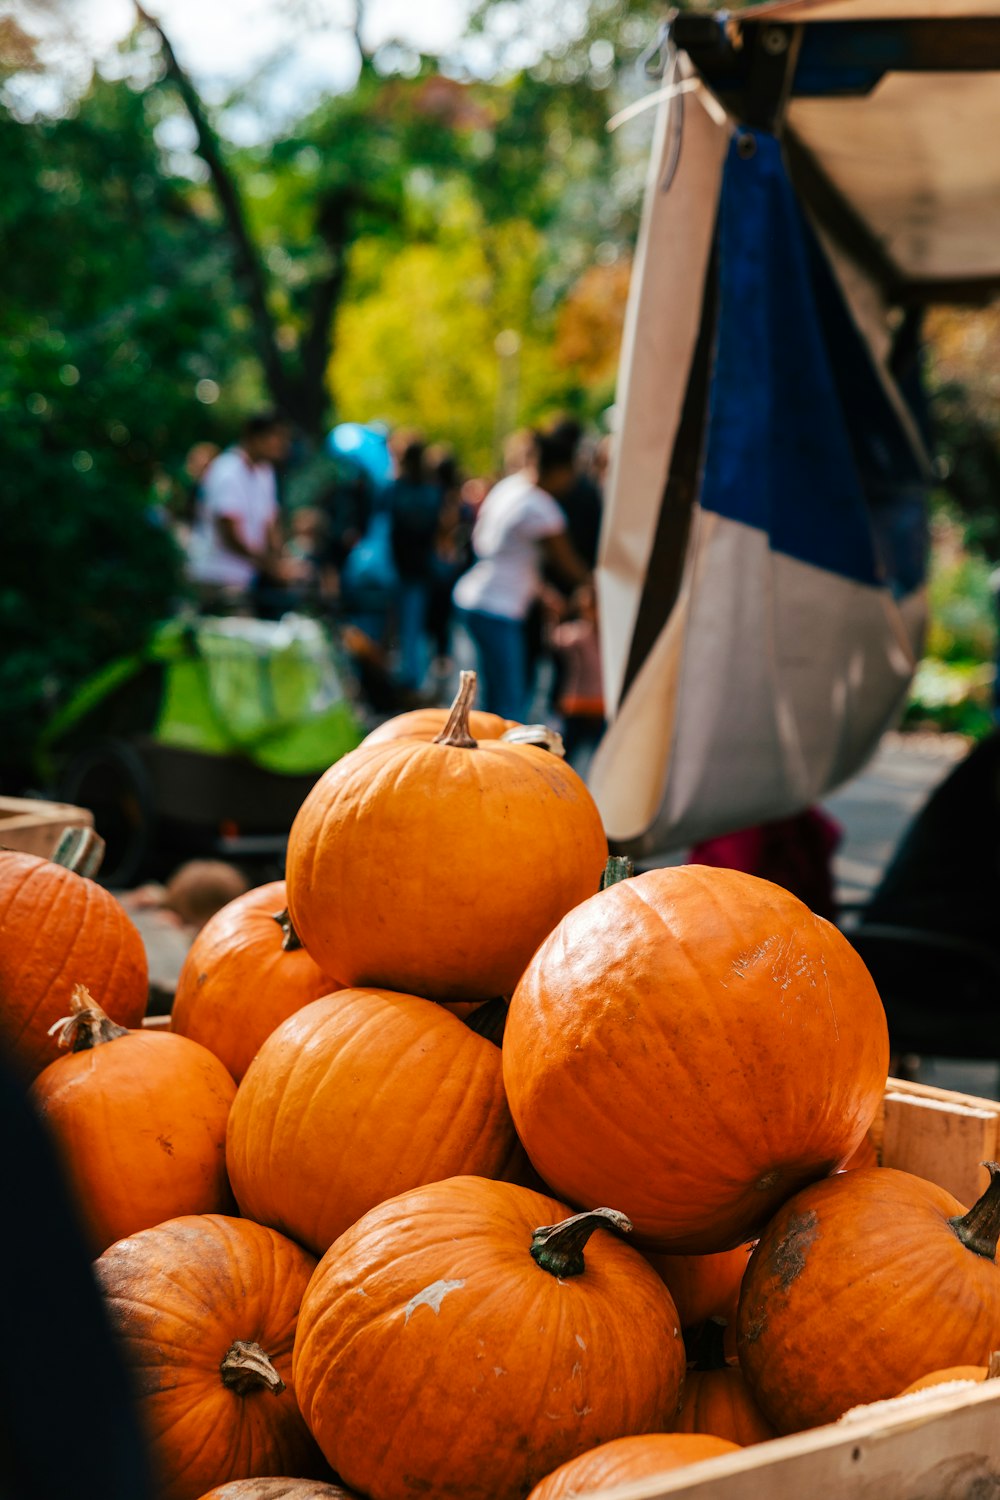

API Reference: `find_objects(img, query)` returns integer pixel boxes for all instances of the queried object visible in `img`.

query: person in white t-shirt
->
[453,428,592,721]
[186,412,296,608]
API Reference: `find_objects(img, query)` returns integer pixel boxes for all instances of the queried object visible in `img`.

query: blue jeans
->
[457,608,528,722]
[397,578,430,690]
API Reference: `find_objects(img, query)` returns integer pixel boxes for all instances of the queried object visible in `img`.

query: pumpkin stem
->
[47,983,130,1051]
[950,1162,1000,1259]
[531,1207,632,1279]
[432,671,478,749]
[463,996,508,1046]
[500,724,566,757]
[600,856,634,890]
[51,826,105,878]
[272,908,303,953]
[219,1340,285,1397]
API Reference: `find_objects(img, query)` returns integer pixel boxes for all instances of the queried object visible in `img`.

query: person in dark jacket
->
[387,435,443,693]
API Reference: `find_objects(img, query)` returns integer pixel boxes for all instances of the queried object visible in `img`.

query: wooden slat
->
[881,1091,999,1206]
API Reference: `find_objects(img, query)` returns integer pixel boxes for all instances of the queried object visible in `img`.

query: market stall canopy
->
[590,0,995,856]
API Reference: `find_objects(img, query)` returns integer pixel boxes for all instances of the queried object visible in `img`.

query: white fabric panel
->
[590,512,923,852]
[597,76,731,714]
[752,0,1000,19]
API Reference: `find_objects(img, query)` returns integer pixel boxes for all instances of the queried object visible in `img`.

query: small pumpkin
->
[526,1434,741,1500]
[0,843,147,1078]
[900,1351,1000,1395]
[675,1369,776,1446]
[96,1215,325,1500]
[646,1244,753,1330]
[171,882,337,1082]
[197,1485,358,1499]
[504,863,888,1251]
[285,672,608,1002]
[227,990,526,1255]
[362,707,515,746]
[292,1177,686,1500]
[32,985,235,1254]
[737,1165,1000,1432]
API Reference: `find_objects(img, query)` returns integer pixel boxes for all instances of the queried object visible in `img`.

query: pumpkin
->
[292,1177,686,1500]
[675,1369,776,1446]
[362,707,515,746]
[899,1351,1000,1395]
[504,863,888,1251]
[32,985,235,1254]
[96,1215,325,1500]
[646,1244,753,1329]
[526,1434,741,1499]
[171,882,337,1082]
[227,991,527,1255]
[839,1131,878,1172]
[737,1165,1000,1432]
[197,1485,357,1499]
[285,672,607,1002]
[0,846,147,1078]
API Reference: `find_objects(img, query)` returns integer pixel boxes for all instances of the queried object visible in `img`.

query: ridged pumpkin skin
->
[33,1018,235,1254]
[504,866,889,1251]
[227,990,527,1255]
[197,1486,357,1499]
[675,1369,777,1446]
[526,1434,741,1499]
[0,851,147,1078]
[96,1215,325,1500]
[292,1176,686,1500]
[737,1167,1000,1432]
[285,691,608,1002]
[171,882,337,1082]
[362,708,515,746]
[647,1245,753,1329]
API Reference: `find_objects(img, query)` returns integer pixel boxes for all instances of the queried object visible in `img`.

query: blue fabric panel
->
[699,127,926,590]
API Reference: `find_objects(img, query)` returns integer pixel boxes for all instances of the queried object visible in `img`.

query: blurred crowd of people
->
[159,409,613,761]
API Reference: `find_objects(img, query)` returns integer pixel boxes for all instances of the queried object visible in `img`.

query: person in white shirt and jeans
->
[453,429,592,722]
[186,412,300,612]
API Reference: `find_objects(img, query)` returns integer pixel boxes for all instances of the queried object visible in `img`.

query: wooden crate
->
[0,794,93,860]
[593,1076,1000,1500]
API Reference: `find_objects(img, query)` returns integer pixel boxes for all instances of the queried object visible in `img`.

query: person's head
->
[291,507,326,546]
[389,427,425,483]
[427,444,461,494]
[241,411,291,466]
[184,442,220,483]
[530,427,577,500]
[162,860,249,930]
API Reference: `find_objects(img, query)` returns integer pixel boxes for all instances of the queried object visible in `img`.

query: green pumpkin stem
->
[51,827,105,879]
[531,1207,633,1279]
[219,1340,285,1397]
[47,984,130,1051]
[600,856,635,890]
[272,908,303,953]
[462,996,508,1046]
[433,671,478,749]
[950,1162,1000,1259]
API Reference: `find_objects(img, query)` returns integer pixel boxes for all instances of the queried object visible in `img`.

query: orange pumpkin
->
[0,848,147,1078]
[737,1165,1000,1432]
[227,991,526,1255]
[527,1434,741,1499]
[197,1486,357,1499]
[504,864,888,1251]
[647,1244,753,1329]
[285,672,607,1002]
[362,707,515,746]
[32,985,235,1254]
[839,1131,878,1172]
[171,882,337,1082]
[96,1215,325,1500]
[293,1177,686,1500]
[675,1369,776,1446]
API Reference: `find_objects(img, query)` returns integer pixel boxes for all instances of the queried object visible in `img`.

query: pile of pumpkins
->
[4,669,1000,1500]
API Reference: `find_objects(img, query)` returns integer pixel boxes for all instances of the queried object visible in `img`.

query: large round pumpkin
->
[646,1244,753,1330]
[0,848,147,1078]
[32,985,235,1254]
[675,1369,776,1446]
[171,882,337,1082]
[504,864,888,1251]
[285,672,607,1001]
[293,1176,685,1500]
[227,990,526,1255]
[526,1434,741,1499]
[362,707,515,746]
[197,1486,357,1499]
[96,1215,325,1500]
[737,1165,1000,1431]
